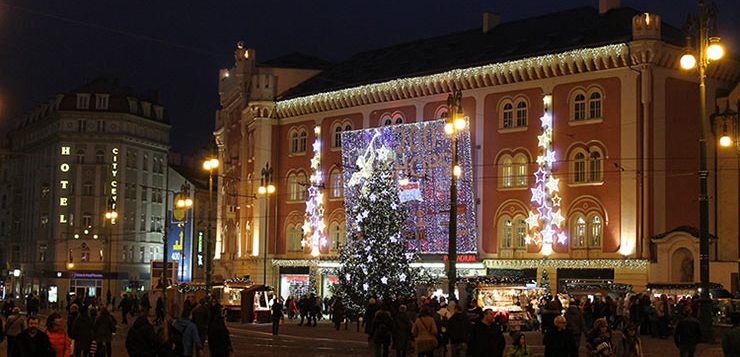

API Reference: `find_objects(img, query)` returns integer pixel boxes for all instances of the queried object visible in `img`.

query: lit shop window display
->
[476,285,546,332]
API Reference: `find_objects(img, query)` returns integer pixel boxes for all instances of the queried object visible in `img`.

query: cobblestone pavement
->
[0,311,724,357]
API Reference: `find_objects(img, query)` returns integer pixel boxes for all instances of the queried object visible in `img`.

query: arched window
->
[572,216,587,248]
[501,157,513,188]
[573,93,586,121]
[574,152,586,183]
[287,225,303,252]
[395,117,404,125]
[589,151,602,182]
[96,151,105,164]
[515,217,528,248]
[590,215,602,247]
[330,169,343,198]
[76,150,85,164]
[589,91,602,119]
[290,130,299,153]
[515,100,528,127]
[329,221,347,252]
[384,118,392,126]
[334,126,343,148]
[298,129,307,153]
[502,102,514,128]
[344,124,352,132]
[514,155,528,187]
[500,218,513,248]
[288,173,305,201]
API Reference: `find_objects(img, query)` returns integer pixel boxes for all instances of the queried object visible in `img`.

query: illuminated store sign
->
[110,147,119,223]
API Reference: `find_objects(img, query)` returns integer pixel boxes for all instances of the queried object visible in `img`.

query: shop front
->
[68,272,104,298]
[278,266,310,299]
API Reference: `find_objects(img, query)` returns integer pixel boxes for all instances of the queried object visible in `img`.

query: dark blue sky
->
[1,0,737,153]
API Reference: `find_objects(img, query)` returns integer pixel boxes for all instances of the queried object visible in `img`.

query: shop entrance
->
[70,279,103,298]
[279,266,310,299]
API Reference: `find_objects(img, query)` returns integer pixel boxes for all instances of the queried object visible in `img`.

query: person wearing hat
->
[587,317,613,354]
[506,331,532,357]
[615,323,643,357]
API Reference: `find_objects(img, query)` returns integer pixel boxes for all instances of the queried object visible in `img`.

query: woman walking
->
[412,306,439,357]
[47,312,71,357]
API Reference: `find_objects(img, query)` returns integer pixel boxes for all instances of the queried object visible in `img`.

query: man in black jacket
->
[11,316,53,357]
[674,306,702,357]
[446,304,470,357]
[470,309,505,357]
[544,315,578,357]
[126,309,160,357]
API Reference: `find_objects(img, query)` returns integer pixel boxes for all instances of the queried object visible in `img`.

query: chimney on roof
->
[599,0,620,14]
[483,12,501,33]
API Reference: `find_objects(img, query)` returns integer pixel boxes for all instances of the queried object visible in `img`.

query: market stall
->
[463,276,543,332]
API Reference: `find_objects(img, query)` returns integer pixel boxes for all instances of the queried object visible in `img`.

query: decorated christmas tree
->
[334,146,418,311]
[540,269,551,298]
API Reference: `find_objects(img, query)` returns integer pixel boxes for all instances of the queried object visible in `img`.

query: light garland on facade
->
[482,258,650,270]
[527,95,565,254]
[302,125,326,257]
[275,44,628,117]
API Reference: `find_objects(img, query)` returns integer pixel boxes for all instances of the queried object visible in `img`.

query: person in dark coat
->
[446,304,470,357]
[125,310,160,357]
[191,298,211,344]
[723,312,740,357]
[370,303,393,357]
[364,297,379,336]
[66,304,79,336]
[674,306,702,357]
[93,307,117,357]
[331,298,346,331]
[119,294,131,325]
[70,307,94,357]
[182,295,196,319]
[469,308,505,357]
[207,307,233,357]
[392,304,412,357]
[564,299,585,351]
[543,315,578,357]
[271,298,284,336]
[11,316,54,357]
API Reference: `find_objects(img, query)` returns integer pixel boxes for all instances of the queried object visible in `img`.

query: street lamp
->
[103,201,117,305]
[258,162,275,286]
[174,185,193,283]
[445,89,466,299]
[203,157,219,293]
[679,0,725,341]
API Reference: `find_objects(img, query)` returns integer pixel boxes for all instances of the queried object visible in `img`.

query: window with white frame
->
[589,214,602,247]
[501,157,513,188]
[589,91,602,119]
[394,116,404,125]
[334,125,343,148]
[589,151,602,182]
[572,88,603,122]
[571,147,603,184]
[500,218,513,249]
[515,100,528,127]
[502,102,514,128]
[329,221,347,252]
[499,154,527,188]
[95,94,109,110]
[330,169,343,198]
[287,173,306,201]
[76,94,90,109]
[570,213,603,248]
[515,217,528,248]
[574,152,586,183]
[514,154,528,187]
[299,129,307,152]
[572,215,587,248]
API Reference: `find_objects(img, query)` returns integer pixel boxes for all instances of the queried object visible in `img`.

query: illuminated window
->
[589,151,603,182]
[573,93,586,121]
[573,152,586,183]
[81,243,90,262]
[515,100,528,127]
[515,217,528,248]
[572,216,587,248]
[288,173,306,201]
[500,218,513,248]
[330,169,343,198]
[501,157,513,188]
[329,221,347,252]
[139,247,145,263]
[514,154,528,187]
[334,126,342,148]
[298,129,307,152]
[589,91,602,119]
[287,225,303,252]
[39,245,47,262]
[590,215,602,247]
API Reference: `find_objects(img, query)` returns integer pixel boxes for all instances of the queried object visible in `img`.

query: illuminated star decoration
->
[528,95,567,251]
[303,125,327,257]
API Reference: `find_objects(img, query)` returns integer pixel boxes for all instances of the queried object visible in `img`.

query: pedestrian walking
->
[615,323,643,357]
[298,295,308,326]
[564,299,585,351]
[370,303,393,357]
[46,312,71,357]
[173,310,203,357]
[191,298,211,346]
[674,306,701,357]
[155,296,165,325]
[6,306,27,357]
[469,308,505,357]
[67,304,79,335]
[11,315,53,357]
[331,298,346,331]
[446,304,470,357]
[71,307,94,357]
[93,307,117,357]
[125,310,160,357]
[119,295,131,325]
[208,307,234,357]
[182,295,196,319]
[412,306,439,357]
[392,304,412,357]
[286,296,296,320]
[271,298,284,336]
[506,332,532,357]
[543,315,577,357]
[364,297,380,337]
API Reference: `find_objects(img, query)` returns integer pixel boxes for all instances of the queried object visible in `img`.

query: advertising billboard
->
[167,208,192,281]
[341,119,477,254]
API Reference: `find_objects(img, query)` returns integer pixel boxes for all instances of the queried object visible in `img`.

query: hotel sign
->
[59,145,71,225]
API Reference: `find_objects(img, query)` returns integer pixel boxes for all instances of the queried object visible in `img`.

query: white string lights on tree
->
[303,125,326,257]
[527,95,566,255]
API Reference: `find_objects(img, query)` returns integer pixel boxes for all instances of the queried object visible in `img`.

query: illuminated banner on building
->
[59,145,72,225]
[341,119,477,254]
[167,209,192,281]
[196,231,204,267]
[109,147,119,223]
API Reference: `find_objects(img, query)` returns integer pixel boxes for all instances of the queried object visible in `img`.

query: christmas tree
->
[540,269,551,298]
[334,146,418,311]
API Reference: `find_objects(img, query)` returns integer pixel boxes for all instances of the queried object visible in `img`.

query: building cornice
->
[276,44,631,118]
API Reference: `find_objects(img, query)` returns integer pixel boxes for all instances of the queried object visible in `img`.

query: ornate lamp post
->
[679,0,725,341]
[258,162,276,286]
[444,90,466,298]
[202,158,219,293]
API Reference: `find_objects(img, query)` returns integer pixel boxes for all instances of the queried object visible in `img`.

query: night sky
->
[1,0,738,153]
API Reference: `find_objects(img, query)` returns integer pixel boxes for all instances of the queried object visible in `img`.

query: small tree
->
[540,269,552,298]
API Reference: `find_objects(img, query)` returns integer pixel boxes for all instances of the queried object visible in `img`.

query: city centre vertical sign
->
[109,147,119,224]
[59,145,71,225]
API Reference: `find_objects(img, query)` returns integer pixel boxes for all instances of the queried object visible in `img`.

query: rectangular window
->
[94,94,109,110]
[129,246,134,262]
[139,247,145,263]
[78,120,87,132]
[39,245,47,262]
[122,246,128,261]
[83,183,93,196]
[515,220,527,248]
[82,214,92,228]
[502,220,513,248]
[76,94,90,109]
[97,120,105,132]
[140,214,146,232]
[503,111,513,128]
